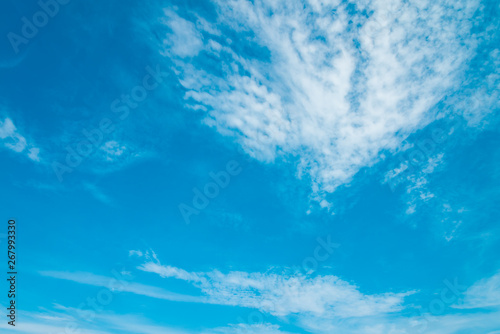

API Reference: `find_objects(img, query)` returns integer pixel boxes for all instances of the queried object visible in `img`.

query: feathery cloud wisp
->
[137,252,413,318]
[161,0,483,196]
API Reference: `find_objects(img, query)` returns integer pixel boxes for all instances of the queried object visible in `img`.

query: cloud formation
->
[39,270,206,304]
[160,0,484,195]
[40,259,500,333]
[136,251,412,319]
[454,271,500,309]
[0,117,40,162]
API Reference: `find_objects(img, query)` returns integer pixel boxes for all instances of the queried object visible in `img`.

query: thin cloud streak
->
[39,270,207,304]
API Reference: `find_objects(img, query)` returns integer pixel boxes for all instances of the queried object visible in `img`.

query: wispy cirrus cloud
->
[39,270,206,304]
[384,152,445,215]
[203,323,294,334]
[134,252,500,333]
[135,250,413,319]
[39,260,500,333]
[454,271,500,309]
[157,0,488,197]
[0,306,192,334]
[1,304,294,334]
[297,309,500,334]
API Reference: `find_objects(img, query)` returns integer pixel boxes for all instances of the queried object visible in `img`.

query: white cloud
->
[384,153,444,215]
[39,270,205,303]
[100,140,127,161]
[90,139,146,174]
[129,249,144,257]
[0,117,41,162]
[136,255,500,333]
[161,0,483,196]
[384,150,467,239]
[27,147,40,161]
[454,271,500,309]
[162,10,204,58]
[297,309,500,334]
[2,307,193,334]
[8,305,293,334]
[137,253,413,319]
[38,266,500,333]
[0,322,110,334]
[204,323,293,334]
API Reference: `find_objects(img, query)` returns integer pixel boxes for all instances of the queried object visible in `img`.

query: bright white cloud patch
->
[137,251,412,319]
[0,117,41,161]
[162,0,483,194]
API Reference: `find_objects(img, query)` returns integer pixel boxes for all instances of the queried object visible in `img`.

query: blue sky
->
[0,0,499,333]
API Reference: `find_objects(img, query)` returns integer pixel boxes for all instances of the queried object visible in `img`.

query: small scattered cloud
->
[162,10,204,58]
[89,139,147,174]
[384,153,445,215]
[129,250,144,257]
[100,140,127,162]
[27,147,40,162]
[0,117,41,162]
